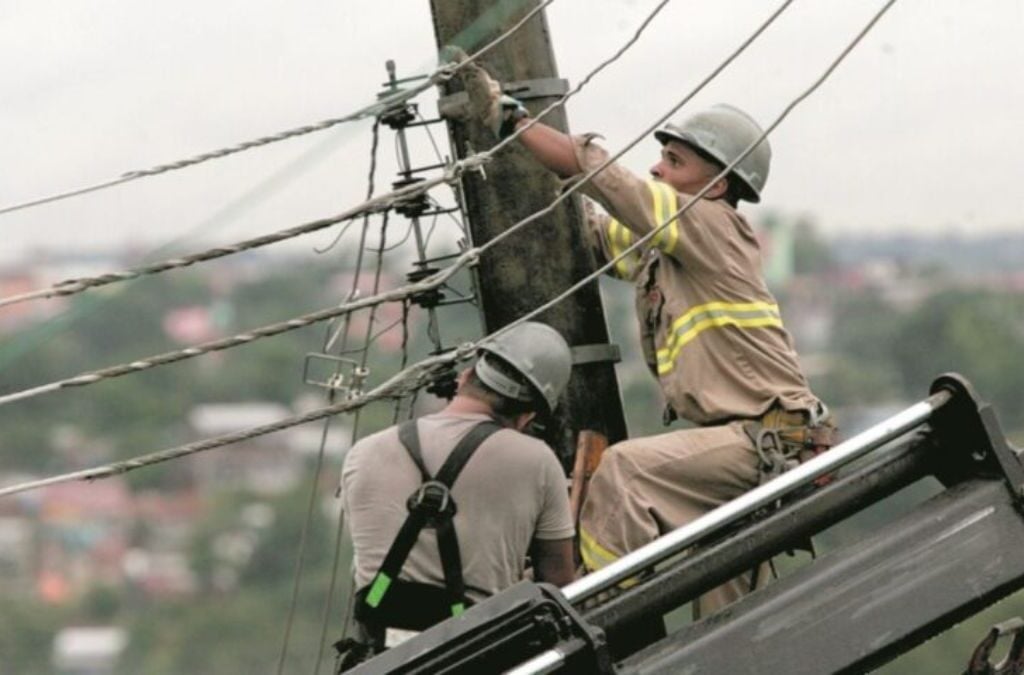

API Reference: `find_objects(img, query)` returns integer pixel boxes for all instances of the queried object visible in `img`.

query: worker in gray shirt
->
[338,322,576,666]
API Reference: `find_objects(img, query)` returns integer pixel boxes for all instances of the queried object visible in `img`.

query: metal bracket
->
[931,373,1024,501]
[966,617,1024,674]
[571,343,621,366]
[438,77,569,120]
[503,77,570,100]
[302,354,369,399]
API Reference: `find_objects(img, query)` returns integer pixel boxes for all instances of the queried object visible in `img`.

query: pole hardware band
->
[571,343,622,366]
[438,77,569,119]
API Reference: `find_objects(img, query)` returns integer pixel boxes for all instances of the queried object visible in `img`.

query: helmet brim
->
[653,130,762,204]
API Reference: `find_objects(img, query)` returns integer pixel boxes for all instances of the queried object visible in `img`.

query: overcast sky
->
[2,0,1022,266]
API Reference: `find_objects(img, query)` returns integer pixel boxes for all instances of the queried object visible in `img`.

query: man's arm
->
[451,50,581,178]
[514,118,581,178]
[530,536,576,588]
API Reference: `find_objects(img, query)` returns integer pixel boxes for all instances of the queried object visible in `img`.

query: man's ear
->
[455,368,472,391]
[706,175,729,201]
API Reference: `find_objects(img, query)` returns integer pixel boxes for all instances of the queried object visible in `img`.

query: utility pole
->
[428,0,628,473]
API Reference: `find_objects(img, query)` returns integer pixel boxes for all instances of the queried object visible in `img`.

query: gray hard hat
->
[654,104,771,203]
[474,322,572,414]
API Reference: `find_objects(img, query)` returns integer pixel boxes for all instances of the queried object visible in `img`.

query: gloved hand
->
[441,46,530,139]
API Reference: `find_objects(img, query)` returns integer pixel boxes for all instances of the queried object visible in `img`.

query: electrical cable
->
[0,0,556,218]
[0,170,459,311]
[0,0,900,499]
[276,384,337,675]
[0,0,788,407]
[0,251,476,408]
[315,120,382,255]
[0,348,471,498]
[490,0,901,343]
[315,501,350,675]
[0,0,640,313]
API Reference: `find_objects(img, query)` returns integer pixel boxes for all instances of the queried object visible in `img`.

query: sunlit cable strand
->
[393,300,414,425]
[315,502,349,674]
[0,0,898,501]
[344,215,392,446]
[0,349,473,499]
[483,0,679,159]
[315,119,382,255]
[0,0,775,404]
[0,0,555,218]
[0,249,479,408]
[291,136,384,674]
[0,162,477,311]
[323,125,384,353]
[480,0,796,254]
[276,386,335,675]
[0,0,615,313]
[491,0,900,345]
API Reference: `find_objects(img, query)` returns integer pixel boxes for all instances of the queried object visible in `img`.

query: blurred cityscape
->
[1,217,1023,673]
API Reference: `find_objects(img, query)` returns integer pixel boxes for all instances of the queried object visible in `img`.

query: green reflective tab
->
[451,602,465,617]
[365,573,392,608]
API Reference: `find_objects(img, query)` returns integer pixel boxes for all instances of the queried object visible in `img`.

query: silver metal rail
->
[507,389,952,674]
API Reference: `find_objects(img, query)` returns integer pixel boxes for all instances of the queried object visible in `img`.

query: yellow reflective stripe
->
[655,301,783,375]
[579,528,641,588]
[647,181,667,249]
[607,218,637,278]
[579,527,619,572]
[663,187,679,255]
[646,180,681,257]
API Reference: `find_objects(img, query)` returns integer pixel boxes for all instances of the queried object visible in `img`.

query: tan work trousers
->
[578,421,766,619]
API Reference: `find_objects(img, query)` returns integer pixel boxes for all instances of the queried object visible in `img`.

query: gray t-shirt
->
[341,412,574,602]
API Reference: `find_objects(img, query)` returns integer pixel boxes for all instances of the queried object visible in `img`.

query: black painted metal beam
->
[617,478,1024,674]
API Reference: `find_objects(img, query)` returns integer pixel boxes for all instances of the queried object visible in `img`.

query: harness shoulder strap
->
[361,420,503,626]
[435,420,502,489]
[432,420,502,615]
[397,420,430,482]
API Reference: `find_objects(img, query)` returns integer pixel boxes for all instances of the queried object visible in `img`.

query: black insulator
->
[406,266,445,308]
[380,104,416,130]
[426,367,458,400]
[392,177,430,218]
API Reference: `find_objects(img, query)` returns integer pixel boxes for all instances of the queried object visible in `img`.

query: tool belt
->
[743,404,838,487]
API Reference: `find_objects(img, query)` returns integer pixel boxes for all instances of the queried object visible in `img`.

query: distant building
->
[52,626,127,675]
[35,480,135,601]
[186,402,305,495]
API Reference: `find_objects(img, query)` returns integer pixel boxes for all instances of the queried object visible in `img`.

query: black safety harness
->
[353,419,502,633]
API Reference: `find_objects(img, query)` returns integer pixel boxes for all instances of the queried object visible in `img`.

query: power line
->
[0,167,468,311]
[0,349,470,499]
[494,0,901,343]
[482,0,797,252]
[0,0,655,313]
[0,247,477,408]
[0,0,899,501]
[0,0,787,408]
[0,0,555,219]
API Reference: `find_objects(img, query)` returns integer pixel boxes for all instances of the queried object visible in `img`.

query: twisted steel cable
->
[0,0,555,219]
[0,0,902,500]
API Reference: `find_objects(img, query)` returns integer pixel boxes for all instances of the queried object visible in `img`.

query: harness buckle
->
[407,480,456,520]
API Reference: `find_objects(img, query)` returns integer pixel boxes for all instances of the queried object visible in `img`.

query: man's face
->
[649,140,725,198]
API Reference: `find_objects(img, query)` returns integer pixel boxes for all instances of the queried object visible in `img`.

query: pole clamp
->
[571,343,621,366]
[438,77,569,120]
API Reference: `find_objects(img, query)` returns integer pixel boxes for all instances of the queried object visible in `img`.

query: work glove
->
[441,46,529,139]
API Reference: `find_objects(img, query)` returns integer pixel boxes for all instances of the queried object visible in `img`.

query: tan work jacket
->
[572,135,820,425]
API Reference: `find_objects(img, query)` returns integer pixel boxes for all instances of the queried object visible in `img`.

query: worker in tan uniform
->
[452,53,834,618]
[337,321,577,667]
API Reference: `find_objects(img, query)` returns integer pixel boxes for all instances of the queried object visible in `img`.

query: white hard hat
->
[654,104,771,203]
[474,322,572,413]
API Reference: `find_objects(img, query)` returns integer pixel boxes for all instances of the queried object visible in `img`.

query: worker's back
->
[341,410,573,602]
